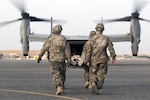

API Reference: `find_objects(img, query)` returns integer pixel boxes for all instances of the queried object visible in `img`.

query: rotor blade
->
[11,0,26,13]
[94,16,131,23]
[133,0,148,13]
[30,16,50,22]
[0,18,22,27]
[139,17,150,22]
[30,17,67,24]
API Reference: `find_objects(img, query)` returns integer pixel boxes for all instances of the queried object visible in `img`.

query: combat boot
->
[88,82,92,89]
[88,81,92,90]
[91,82,100,95]
[56,86,63,95]
[88,85,92,89]
[84,81,89,88]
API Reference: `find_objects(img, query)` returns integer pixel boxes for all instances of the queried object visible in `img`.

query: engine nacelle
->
[131,35,139,56]
[22,36,29,56]
[20,19,30,56]
[130,19,141,56]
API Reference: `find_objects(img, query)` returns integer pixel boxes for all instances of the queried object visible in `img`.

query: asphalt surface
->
[0,60,150,100]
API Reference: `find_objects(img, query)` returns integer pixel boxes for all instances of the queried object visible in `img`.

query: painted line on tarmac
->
[0,89,81,100]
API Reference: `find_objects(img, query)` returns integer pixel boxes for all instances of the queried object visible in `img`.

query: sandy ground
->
[0,50,40,58]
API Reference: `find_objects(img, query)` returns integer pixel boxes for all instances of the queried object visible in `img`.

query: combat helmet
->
[89,31,96,38]
[95,23,104,32]
[52,25,63,34]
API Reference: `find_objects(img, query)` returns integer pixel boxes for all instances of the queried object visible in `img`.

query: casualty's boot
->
[56,86,63,95]
[91,82,100,95]
[84,81,89,88]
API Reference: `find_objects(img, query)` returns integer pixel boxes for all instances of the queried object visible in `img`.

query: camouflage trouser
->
[49,61,66,88]
[89,62,108,89]
[83,65,90,82]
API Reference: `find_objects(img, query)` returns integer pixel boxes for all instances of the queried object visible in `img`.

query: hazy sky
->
[0,0,150,55]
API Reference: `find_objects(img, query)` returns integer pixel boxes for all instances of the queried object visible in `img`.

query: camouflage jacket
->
[81,40,90,60]
[86,34,116,64]
[78,40,90,66]
[82,41,90,54]
[39,34,71,62]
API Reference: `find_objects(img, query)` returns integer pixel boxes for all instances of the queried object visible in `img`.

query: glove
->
[37,57,41,63]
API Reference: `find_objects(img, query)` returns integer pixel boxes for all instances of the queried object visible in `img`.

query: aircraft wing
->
[29,34,49,42]
[29,33,131,55]
[29,33,131,43]
[29,34,89,44]
[108,33,131,42]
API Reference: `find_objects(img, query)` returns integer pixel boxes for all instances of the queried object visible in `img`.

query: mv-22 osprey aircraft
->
[0,0,150,56]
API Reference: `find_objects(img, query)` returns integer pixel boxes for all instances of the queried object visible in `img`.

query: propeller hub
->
[21,13,30,19]
[131,12,139,19]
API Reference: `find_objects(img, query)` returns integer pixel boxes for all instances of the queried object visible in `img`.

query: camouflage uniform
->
[42,34,53,60]
[78,31,96,88]
[86,23,116,94]
[38,25,71,95]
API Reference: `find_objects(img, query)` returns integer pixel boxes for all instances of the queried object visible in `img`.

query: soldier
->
[86,23,116,95]
[37,25,71,95]
[78,31,96,89]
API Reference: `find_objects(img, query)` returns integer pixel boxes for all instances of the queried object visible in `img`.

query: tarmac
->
[0,60,150,100]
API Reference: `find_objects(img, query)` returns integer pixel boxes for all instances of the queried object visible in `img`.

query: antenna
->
[50,17,53,33]
[101,17,103,23]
